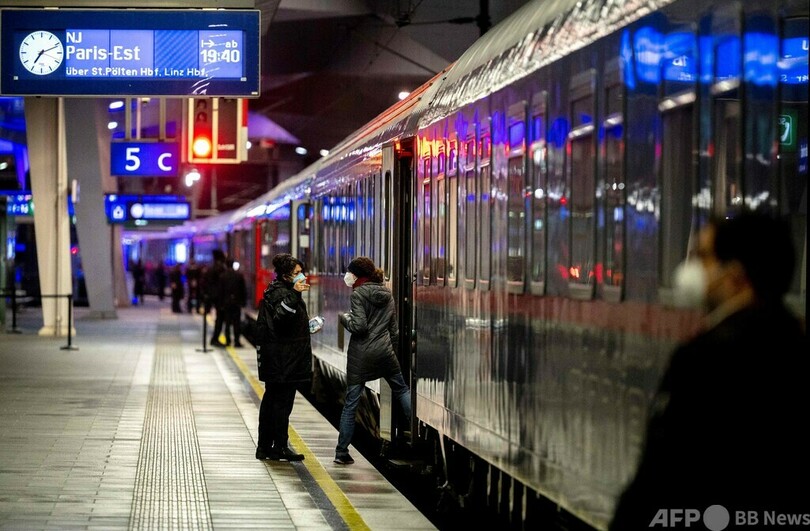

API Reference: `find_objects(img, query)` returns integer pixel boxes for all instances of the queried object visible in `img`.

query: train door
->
[291,199,316,317]
[379,139,414,444]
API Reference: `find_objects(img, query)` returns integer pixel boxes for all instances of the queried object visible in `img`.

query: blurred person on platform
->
[131,259,146,305]
[609,212,808,530]
[169,264,184,314]
[185,258,201,314]
[205,249,228,347]
[221,258,247,347]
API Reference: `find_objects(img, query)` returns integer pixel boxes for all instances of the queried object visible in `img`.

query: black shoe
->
[333,454,354,465]
[210,339,226,348]
[274,447,305,461]
[255,447,274,460]
[234,342,244,348]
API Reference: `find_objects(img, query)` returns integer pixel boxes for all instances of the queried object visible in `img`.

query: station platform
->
[0,300,436,530]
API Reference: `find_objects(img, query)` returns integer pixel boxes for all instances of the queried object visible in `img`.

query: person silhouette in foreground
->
[609,212,808,530]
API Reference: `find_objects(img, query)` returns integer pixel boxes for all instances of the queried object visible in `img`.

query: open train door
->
[290,199,316,316]
[379,139,415,449]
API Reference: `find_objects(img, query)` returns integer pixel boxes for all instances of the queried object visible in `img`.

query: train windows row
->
[316,167,394,277]
[417,14,807,303]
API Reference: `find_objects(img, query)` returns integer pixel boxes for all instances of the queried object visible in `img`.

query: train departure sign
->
[0,9,260,97]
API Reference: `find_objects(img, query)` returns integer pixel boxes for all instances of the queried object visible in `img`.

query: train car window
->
[507,156,526,287]
[601,60,626,302]
[448,172,458,287]
[530,92,547,295]
[421,158,432,285]
[464,165,476,287]
[357,180,365,257]
[383,170,392,277]
[779,16,808,305]
[296,204,312,272]
[710,6,743,218]
[339,190,354,274]
[436,174,446,284]
[448,139,458,176]
[479,164,492,287]
[659,105,696,292]
[507,101,528,293]
[568,70,596,299]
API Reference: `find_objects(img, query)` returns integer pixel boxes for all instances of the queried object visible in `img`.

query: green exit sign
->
[779,111,797,152]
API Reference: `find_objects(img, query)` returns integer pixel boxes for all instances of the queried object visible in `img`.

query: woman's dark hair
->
[272,253,303,278]
[348,256,385,282]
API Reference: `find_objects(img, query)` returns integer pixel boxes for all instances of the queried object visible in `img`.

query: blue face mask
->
[292,272,306,284]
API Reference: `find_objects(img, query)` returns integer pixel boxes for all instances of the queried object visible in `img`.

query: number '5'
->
[126,147,141,171]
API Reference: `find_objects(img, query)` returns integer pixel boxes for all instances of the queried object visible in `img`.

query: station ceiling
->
[258,0,532,155]
[0,1,531,200]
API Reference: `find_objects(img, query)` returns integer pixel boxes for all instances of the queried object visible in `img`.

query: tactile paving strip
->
[129,322,213,530]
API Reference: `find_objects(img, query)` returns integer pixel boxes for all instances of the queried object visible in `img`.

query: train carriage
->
[170,0,806,528]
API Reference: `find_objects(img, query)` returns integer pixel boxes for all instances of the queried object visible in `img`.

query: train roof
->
[422,0,675,126]
[309,0,676,189]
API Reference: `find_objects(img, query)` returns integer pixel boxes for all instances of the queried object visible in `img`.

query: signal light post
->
[186,97,247,164]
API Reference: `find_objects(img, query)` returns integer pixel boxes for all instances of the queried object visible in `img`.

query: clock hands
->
[33,44,61,64]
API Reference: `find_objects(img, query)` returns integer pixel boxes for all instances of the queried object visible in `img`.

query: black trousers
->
[258,382,298,450]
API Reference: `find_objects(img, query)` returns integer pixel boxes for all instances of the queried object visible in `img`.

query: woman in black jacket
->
[335,257,411,465]
[255,253,312,461]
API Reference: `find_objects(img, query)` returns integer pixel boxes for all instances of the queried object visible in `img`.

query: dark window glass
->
[507,156,526,283]
[448,174,458,285]
[464,169,476,281]
[422,161,431,283]
[660,106,694,288]
[604,124,624,287]
[570,136,594,285]
[436,176,446,281]
[479,165,492,283]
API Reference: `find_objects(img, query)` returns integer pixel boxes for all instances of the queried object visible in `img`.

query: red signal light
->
[192,135,213,158]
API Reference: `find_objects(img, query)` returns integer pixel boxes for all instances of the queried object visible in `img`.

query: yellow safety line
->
[223,344,371,531]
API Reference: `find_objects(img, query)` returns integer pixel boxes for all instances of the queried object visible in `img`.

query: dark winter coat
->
[339,282,401,386]
[220,268,247,308]
[609,302,809,530]
[255,279,312,384]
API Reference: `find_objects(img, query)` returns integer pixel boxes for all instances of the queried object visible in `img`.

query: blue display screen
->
[105,194,189,223]
[0,9,260,96]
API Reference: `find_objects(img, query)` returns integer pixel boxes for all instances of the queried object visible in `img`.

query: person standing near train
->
[609,212,809,529]
[205,249,228,347]
[334,257,411,465]
[221,257,247,347]
[254,253,312,461]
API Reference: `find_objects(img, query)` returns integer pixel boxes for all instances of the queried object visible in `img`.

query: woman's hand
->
[293,279,310,292]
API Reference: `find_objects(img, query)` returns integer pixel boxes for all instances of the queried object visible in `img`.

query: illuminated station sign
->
[105,194,190,224]
[0,9,260,96]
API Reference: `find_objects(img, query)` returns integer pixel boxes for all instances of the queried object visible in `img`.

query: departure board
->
[0,9,260,97]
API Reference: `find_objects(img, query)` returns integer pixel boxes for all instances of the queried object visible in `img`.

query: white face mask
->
[672,259,707,308]
[343,272,357,287]
[292,272,306,284]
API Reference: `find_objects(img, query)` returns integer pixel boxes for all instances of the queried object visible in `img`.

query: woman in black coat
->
[255,253,312,462]
[335,257,411,465]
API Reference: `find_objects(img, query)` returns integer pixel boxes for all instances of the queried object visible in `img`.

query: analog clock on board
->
[19,31,64,75]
